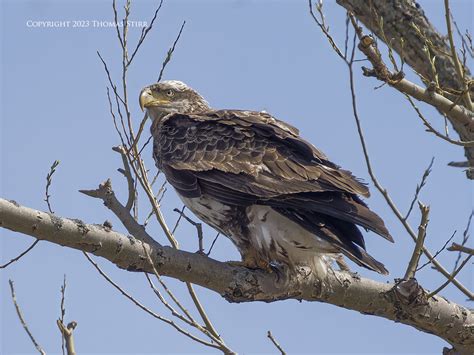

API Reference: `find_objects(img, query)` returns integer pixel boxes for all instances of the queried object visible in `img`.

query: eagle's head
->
[139,80,210,121]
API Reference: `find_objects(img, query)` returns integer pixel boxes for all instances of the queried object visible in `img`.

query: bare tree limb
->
[404,158,434,220]
[404,202,430,280]
[59,275,67,355]
[0,240,39,269]
[427,255,472,299]
[336,0,474,178]
[267,331,286,355]
[1,198,473,353]
[56,320,77,355]
[157,21,186,82]
[44,160,60,214]
[8,279,46,355]
[444,0,473,110]
[83,251,222,351]
[344,12,473,301]
[448,243,474,256]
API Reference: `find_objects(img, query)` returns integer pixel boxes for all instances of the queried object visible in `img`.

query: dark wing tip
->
[350,247,390,275]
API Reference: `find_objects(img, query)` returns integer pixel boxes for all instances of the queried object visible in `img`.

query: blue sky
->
[1,0,472,354]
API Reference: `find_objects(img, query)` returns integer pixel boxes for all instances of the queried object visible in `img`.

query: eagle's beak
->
[139,88,154,111]
[139,87,171,111]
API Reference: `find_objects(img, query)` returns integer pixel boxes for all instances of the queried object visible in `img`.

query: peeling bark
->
[1,198,473,353]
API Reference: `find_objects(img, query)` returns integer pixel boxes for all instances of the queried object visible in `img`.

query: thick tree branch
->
[337,0,474,178]
[1,198,473,353]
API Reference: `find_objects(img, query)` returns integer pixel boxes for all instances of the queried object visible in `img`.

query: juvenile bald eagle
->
[139,80,393,275]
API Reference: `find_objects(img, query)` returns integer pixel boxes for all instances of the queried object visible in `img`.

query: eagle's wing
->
[153,109,392,243]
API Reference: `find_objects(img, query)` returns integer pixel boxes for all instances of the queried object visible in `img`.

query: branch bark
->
[336,0,474,178]
[1,198,473,354]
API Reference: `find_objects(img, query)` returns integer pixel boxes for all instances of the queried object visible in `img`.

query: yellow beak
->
[139,88,155,111]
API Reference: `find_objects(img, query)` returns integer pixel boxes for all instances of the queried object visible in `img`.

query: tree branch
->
[1,198,473,353]
[336,0,474,178]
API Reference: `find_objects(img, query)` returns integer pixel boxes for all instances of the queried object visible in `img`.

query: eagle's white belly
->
[246,205,333,273]
[180,193,332,275]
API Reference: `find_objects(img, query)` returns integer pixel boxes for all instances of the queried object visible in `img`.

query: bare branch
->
[112,146,136,211]
[79,179,156,246]
[416,231,456,272]
[8,280,46,355]
[0,240,39,269]
[60,275,67,355]
[44,160,60,214]
[335,0,474,179]
[344,13,473,300]
[127,0,164,67]
[405,95,474,147]
[404,202,430,280]
[427,254,472,299]
[404,158,434,220]
[1,198,473,352]
[452,211,474,270]
[157,21,186,82]
[56,320,77,355]
[448,243,474,256]
[308,0,345,61]
[207,232,220,256]
[267,331,286,355]
[173,208,204,253]
[142,247,234,353]
[83,252,221,350]
[444,0,473,110]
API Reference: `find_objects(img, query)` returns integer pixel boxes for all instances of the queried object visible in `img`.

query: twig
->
[79,179,156,246]
[142,247,234,353]
[8,280,46,355]
[157,21,186,82]
[60,275,67,355]
[350,17,474,132]
[97,52,126,106]
[267,331,286,355]
[427,254,472,298]
[207,233,220,256]
[452,211,473,270]
[448,243,474,256]
[404,158,434,220]
[171,205,186,234]
[308,0,345,60]
[56,320,77,355]
[416,231,456,272]
[444,0,473,110]
[44,160,60,214]
[404,202,430,280]
[112,146,135,211]
[83,252,220,350]
[450,12,474,59]
[0,240,39,269]
[106,87,130,148]
[173,208,204,253]
[127,0,164,67]
[405,95,474,147]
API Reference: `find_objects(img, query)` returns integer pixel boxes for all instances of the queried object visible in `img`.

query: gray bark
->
[1,198,473,354]
[336,0,474,178]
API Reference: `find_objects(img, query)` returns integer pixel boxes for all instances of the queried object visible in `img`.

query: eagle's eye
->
[166,89,174,97]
